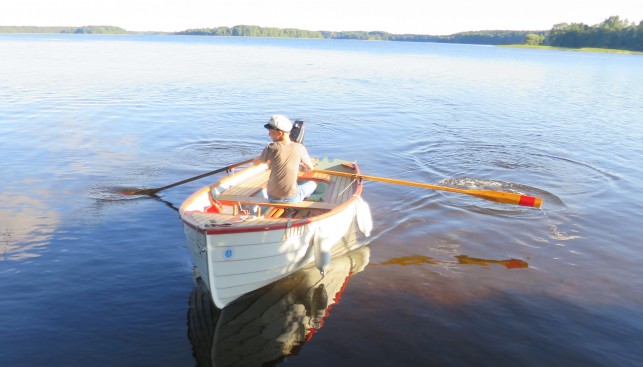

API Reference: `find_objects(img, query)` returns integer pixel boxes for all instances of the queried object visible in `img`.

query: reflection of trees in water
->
[188,245,370,367]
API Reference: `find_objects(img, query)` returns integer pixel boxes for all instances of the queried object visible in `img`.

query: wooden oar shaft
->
[125,158,254,196]
[152,158,254,192]
[314,169,542,208]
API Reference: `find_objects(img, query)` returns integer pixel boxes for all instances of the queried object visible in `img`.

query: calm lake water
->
[1,34,642,366]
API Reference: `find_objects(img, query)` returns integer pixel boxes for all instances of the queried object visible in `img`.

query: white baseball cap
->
[264,115,292,132]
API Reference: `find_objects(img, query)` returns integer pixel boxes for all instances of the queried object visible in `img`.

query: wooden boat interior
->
[181,158,362,230]
[212,168,358,219]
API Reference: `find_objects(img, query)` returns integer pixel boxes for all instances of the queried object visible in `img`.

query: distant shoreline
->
[0,25,539,46]
[2,22,642,55]
[500,44,643,55]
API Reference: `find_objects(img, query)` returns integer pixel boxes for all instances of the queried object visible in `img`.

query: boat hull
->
[180,158,371,309]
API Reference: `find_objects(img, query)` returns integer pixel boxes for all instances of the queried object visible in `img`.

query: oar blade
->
[519,195,543,208]
[468,190,542,208]
[121,188,159,196]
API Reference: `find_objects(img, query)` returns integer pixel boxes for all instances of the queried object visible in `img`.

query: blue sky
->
[2,0,640,35]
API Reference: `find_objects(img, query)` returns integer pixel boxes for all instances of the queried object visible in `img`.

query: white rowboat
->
[179,157,372,308]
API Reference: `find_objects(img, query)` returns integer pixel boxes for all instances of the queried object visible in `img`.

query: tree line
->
[0,25,127,34]
[2,17,642,52]
[176,16,643,52]
[176,25,539,45]
[176,26,325,39]
[546,16,643,51]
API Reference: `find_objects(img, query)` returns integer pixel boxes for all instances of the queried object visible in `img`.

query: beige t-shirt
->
[258,141,312,199]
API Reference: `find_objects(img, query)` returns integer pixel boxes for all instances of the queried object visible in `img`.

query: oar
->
[122,158,254,196]
[314,169,543,208]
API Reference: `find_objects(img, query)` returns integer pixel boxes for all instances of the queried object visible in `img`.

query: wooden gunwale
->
[215,195,337,210]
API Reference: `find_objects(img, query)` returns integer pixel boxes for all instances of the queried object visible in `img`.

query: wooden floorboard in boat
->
[221,170,269,197]
[327,176,341,204]
[340,178,357,202]
[329,175,354,204]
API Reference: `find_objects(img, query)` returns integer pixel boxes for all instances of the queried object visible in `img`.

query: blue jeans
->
[268,181,317,203]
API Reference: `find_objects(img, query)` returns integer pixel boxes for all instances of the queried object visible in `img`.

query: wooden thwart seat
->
[215,194,337,210]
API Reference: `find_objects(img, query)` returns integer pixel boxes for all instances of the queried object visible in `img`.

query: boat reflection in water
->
[188,235,370,367]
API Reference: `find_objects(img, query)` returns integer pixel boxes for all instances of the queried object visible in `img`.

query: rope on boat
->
[337,178,359,198]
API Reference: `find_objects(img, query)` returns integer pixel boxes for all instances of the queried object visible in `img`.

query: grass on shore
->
[500,44,643,55]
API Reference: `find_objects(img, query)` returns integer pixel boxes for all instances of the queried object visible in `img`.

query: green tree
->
[549,22,592,47]
[547,16,642,51]
[634,21,643,51]
[599,16,630,31]
[525,33,545,45]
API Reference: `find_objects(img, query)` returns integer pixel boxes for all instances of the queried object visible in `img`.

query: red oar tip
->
[518,195,542,208]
